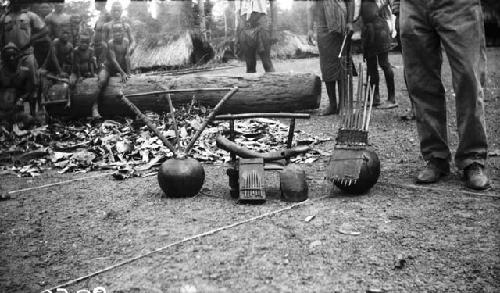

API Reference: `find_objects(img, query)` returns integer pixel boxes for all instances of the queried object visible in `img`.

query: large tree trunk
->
[47,72,321,117]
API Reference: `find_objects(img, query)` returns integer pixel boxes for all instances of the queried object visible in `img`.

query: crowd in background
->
[0,0,135,121]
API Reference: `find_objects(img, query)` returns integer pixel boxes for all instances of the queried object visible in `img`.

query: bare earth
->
[1,49,499,293]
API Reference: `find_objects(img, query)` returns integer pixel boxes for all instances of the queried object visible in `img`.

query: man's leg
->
[400,68,416,120]
[19,54,39,117]
[377,51,396,106]
[92,66,110,118]
[400,0,450,182]
[254,13,275,73]
[258,47,275,73]
[245,46,257,73]
[365,55,380,105]
[433,0,489,189]
[321,81,338,115]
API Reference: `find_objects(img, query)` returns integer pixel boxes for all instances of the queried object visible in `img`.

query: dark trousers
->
[244,47,274,73]
[239,12,275,73]
[366,51,395,104]
[400,0,487,169]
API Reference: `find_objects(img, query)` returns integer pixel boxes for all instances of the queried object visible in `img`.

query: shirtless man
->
[91,22,130,118]
[0,43,36,128]
[69,14,82,46]
[107,23,131,78]
[0,1,47,115]
[70,34,97,87]
[44,3,70,40]
[35,3,52,20]
[93,1,111,67]
[103,2,135,54]
[31,3,52,66]
[43,29,73,77]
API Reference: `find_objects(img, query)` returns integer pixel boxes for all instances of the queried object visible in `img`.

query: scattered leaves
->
[1,104,330,177]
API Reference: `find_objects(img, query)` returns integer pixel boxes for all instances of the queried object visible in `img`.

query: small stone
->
[180,284,197,293]
[394,254,406,269]
[304,215,316,222]
[309,240,322,249]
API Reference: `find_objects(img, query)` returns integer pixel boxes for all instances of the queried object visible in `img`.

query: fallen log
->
[46,72,321,117]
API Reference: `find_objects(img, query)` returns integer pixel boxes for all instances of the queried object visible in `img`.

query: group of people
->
[1,0,491,190]
[308,0,490,190]
[240,0,489,190]
[308,0,398,116]
[0,0,135,121]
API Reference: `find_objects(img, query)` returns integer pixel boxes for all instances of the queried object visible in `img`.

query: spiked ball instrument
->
[327,60,380,194]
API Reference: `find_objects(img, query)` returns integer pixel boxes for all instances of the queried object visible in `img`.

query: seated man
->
[70,34,97,87]
[0,43,36,128]
[91,22,130,119]
[0,1,47,115]
[42,29,73,77]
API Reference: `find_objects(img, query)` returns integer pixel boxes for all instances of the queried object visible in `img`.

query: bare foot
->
[90,104,102,120]
[320,105,339,116]
[376,101,398,109]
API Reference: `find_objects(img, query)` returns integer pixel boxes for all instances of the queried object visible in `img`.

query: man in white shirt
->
[236,0,276,73]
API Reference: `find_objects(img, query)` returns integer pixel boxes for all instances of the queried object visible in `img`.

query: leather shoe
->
[464,163,490,190]
[416,160,450,184]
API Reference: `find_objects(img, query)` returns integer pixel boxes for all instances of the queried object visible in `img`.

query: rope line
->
[43,196,325,292]
[4,173,494,291]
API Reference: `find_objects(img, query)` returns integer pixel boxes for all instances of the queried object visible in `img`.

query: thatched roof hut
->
[128,0,214,71]
[131,32,193,70]
[271,30,318,59]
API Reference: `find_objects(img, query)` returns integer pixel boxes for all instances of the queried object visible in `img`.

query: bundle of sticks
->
[327,61,377,187]
[339,62,375,131]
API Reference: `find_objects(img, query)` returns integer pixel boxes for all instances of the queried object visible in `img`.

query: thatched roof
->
[271,30,318,59]
[130,31,194,70]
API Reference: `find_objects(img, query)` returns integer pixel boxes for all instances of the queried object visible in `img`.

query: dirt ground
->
[1,49,499,293]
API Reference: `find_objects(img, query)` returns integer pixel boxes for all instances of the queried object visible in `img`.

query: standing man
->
[93,1,111,67]
[360,0,397,109]
[44,3,70,40]
[31,3,52,67]
[103,2,135,55]
[69,14,83,46]
[236,0,276,73]
[400,0,489,190]
[0,1,47,115]
[308,0,354,115]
